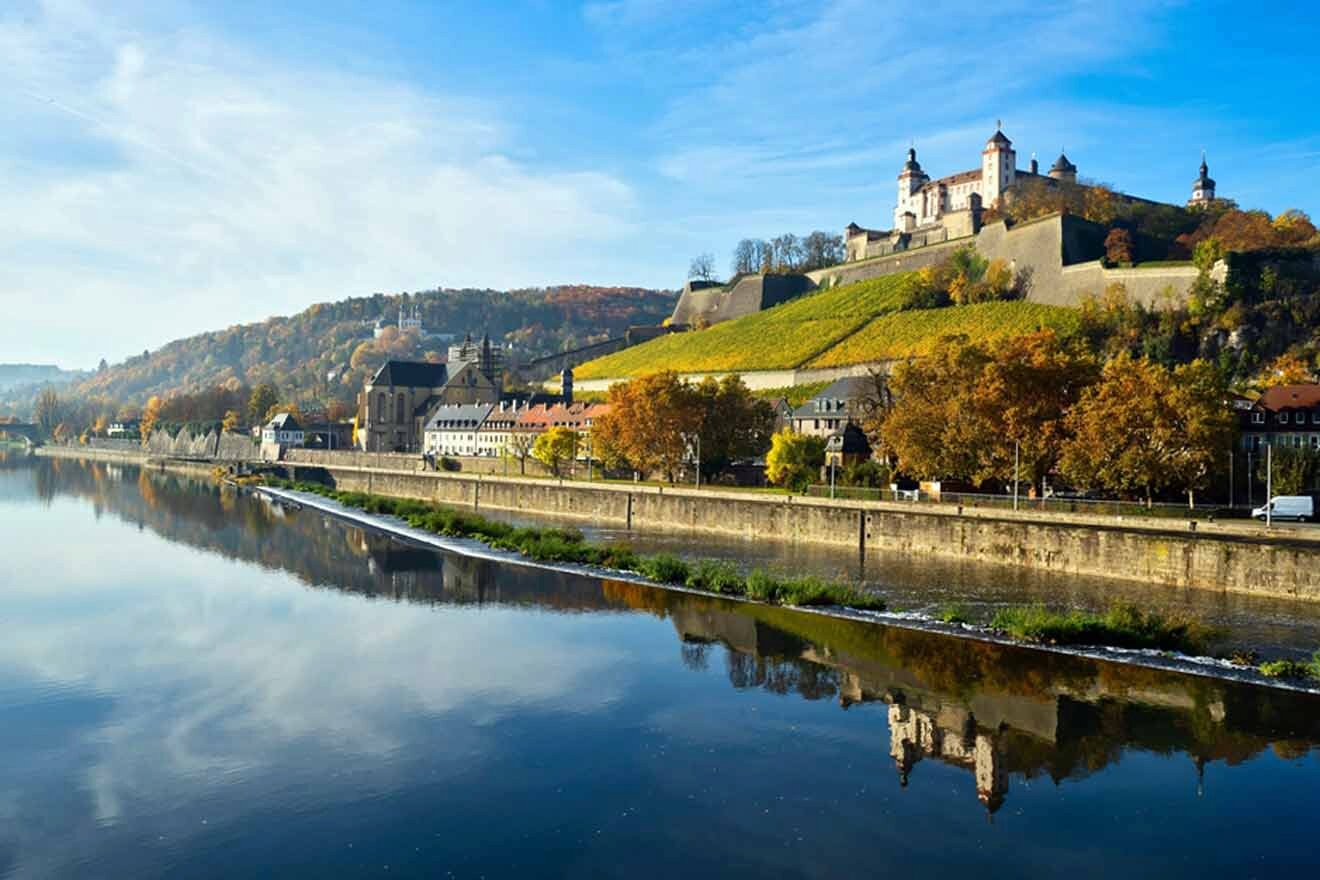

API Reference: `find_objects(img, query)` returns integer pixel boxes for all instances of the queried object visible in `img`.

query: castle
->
[845,124,1217,262]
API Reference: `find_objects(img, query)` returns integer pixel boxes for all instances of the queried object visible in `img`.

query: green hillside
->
[574,274,916,379]
[576,272,1077,379]
[809,301,1079,367]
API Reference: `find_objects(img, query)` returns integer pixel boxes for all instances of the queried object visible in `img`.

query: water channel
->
[2,453,1319,877]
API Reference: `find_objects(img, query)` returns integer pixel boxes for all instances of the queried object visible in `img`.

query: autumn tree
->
[532,426,579,477]
[765,430,825,491]
[247,384,278,426]
[222,410,242,433]
[34,388,61,435]
[691,375,775,480]
[1104,227,1134,264]
[1059,355,1233,505]
[880,332,1096,488]
[139,395,163,445]
[505,432,535,475]
[592,371,700,482]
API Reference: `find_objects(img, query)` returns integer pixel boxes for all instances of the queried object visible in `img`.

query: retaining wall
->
[287,464,1320,601]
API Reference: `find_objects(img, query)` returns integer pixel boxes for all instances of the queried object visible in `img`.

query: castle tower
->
[560,366,574,406]
[981,122,1016,206]
[1189,152,1216,206]
[895,147,929,228]
[1048,150,1078,184]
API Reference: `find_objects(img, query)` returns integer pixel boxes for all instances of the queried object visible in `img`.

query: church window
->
[377,393,386,420]
[396,393,407,422]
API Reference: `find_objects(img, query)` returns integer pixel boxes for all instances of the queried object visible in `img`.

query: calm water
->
[3,454,1320,878]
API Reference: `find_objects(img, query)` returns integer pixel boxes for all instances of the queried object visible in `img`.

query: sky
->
[3,0,1319,369]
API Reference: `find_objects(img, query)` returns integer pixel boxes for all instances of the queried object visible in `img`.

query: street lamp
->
[680,431,701,488]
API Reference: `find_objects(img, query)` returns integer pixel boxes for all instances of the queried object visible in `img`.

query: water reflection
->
[3,457,1320,877]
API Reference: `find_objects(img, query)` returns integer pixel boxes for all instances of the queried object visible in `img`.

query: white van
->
[1253,495,1315,522]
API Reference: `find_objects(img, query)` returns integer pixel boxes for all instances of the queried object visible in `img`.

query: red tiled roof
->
[1256,385,1320,410]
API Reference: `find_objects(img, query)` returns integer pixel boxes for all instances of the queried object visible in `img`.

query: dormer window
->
[1252,412,1264,424]
[1281,412,1290,424]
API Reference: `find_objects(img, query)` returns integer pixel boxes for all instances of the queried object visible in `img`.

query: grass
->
[808,301,1081,367]
[263,478,885,611]
[1258,652,1320,681]
[989,601,1220,654]
[936,603,972,624]
[573,273,917,379]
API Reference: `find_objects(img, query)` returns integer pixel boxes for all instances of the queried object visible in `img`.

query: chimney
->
[1029,152,1038,175]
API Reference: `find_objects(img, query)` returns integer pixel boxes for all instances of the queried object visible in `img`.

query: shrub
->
[637,553,691,584]
[990,602,1218,654]
[686,560,745,595]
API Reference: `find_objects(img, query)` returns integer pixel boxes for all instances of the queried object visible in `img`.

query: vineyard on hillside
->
[575,271,1080,379]
[573,274,916,379]
[808,301,1080,367]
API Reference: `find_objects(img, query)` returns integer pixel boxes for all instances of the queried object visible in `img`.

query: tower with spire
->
[1189,152,1216,206]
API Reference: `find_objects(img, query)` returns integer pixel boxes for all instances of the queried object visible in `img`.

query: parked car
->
[1253,495,1316,522]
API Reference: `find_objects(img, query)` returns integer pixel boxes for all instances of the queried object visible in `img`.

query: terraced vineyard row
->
[808,300,1080,367]
[574,274,916,379]
[575,271,1081,379]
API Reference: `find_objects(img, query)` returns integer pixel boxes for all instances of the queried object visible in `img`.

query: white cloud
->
[0,2,643,367]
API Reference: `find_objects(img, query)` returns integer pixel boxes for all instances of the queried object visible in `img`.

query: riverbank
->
[257,483,1320,694]
[279,459,1320,601]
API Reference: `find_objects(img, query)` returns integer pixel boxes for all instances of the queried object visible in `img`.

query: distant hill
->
[0,364,87,393]
[74,285,677,407]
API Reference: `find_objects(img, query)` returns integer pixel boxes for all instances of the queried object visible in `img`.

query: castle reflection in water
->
[24,454,1320,816]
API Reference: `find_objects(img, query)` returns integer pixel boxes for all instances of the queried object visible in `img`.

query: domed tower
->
[981,122,1016,206]
[1189,151,1216,206]
[894,146,929,228]
[1048,150,1078,184]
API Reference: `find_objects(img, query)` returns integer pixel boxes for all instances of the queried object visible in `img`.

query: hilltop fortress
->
[671,125,1219,328]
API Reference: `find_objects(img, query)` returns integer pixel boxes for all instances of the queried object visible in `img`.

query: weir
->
[274,459,1320,602]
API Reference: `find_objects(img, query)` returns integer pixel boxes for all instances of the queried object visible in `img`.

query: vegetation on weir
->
[1258,652,1320,681]
[262,478,886,611]
[989,602,1222,654]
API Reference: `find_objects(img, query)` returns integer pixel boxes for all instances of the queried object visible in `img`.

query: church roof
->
[985,129,1012,148]
[1193,156,1215,189]
[900,147,926,176]
[370,360,449,389]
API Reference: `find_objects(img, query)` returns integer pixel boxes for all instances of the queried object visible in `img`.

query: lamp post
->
[1013,440,1020,512]
[680,432,701,488]
[1266,443,1273,527]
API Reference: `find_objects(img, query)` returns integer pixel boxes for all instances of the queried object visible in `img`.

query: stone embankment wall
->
[286,463,1320,601]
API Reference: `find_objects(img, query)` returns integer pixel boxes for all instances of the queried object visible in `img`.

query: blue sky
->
[3,0,1318,369]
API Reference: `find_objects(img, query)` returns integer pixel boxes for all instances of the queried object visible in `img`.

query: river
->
[2,453,1319,878]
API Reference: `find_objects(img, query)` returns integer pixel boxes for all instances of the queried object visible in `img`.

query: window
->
[1252,411,1264,424]
[396,393,407,422]
[1313,411,1319,425]
[1280,412,1290,424]
[377,393,386,420]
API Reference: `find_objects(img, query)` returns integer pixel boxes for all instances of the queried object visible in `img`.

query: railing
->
[804,485,1232,520]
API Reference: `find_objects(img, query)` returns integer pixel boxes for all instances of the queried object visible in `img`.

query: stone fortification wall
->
[670,274,813,327]
[291,464,1320,601]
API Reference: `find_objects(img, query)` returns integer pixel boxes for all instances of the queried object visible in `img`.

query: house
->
[478,401,528,458]
[768,398,794,434]
[825,423,872,468]
[791,377,875,439]
[261,413,305,457]
[106,419,140,439]
[423,403,494,457]
[1240,385,1320,452]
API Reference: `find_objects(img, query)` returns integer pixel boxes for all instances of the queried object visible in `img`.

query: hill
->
[0,364,87,393]
[575,273,1077,380]
[73,286,677,408]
